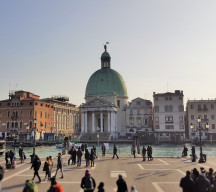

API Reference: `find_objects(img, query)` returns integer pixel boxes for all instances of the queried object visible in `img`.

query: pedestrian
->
[55,153,64,179]
[49,156,53,178]
[81,169,96,192]
[31,155,41,183]
[206,168,215,190]
[131,145,136,158]
[85,148,90,167]
[13,147,17,160]
[194,167,211,192]
[19,146,23,160]
[68,146,73,165]
[9,150,14,165]
[97,182,105,192]
[0,163,5,191]
[23,180,38,192]
[191,146,196,162]
[90,148,95,167]
[101,144,106,157]
[130,185,137,192]
[47,176,63,192]
[142,146,147,161]
[92,145,98,159]
[43,157,51,181]
[116,174,128,192]
[179,170,195,192]
[147,146,151,161]
[77,147,83,167]
[72,147,77,165]
[113,144,119,159]
[5,150,10,167]
[150,146,153,160]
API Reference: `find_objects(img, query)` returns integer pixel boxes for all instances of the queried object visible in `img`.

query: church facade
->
[80,46,128,139]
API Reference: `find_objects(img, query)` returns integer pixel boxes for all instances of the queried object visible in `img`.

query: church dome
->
[85,46,128,97]
[85,68,128,97]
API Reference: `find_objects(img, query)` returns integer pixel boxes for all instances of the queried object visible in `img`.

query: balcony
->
[11,116,18,120]
[198,108,208,112]
[9,127,19,131]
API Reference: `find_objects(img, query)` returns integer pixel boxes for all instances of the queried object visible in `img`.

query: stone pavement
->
[1,154,216,192]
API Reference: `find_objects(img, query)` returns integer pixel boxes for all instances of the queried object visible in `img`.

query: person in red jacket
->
[47,177,63,192]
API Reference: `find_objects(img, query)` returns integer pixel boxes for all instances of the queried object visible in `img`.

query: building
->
[153,90,185,142]
[42,96,80,137]
[125,97,153,133]
[186,99,216,142]
[80,45,128,140]
[0,90,53,140]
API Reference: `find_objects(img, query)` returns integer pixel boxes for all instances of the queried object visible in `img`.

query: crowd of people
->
[180,167,216,192]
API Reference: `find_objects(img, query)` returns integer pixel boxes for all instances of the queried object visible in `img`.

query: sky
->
[1,1,216,106]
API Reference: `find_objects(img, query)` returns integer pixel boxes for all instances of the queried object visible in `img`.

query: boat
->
[0,140,6,155]
[56,142,82,149]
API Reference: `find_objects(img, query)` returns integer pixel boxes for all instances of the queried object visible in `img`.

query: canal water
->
[4,143,216,158]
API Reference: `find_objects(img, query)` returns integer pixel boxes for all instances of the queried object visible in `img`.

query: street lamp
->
[26,125,29,141]
[31,118,37,163]
[190,116,209,163]
[97,127,100,147]
[40,123,43,141]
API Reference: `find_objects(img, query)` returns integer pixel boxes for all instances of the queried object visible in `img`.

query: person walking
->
[90,148,96,167]
[43,157,51,181]
[130,185,137,192]
[101,144,106,157]
[116,174,128,192]
[77,147,83,167]
[92,145,98,159]
[72,147,77,165]
[131,145,136,158]
[0,163,5,191]
[49,156,53,178]
[47,176,63,192]
[19,146,23,160]
[180,171,195,192]
[81,169,96,192]
[97,182,105,192]
[9,150,14,165]
[55,153,64,179]
[5,151,10,167]
[147,146,151,161]
[85,149,90,167]
[113,144,119,159]
[142,146,147,161]
[31,155,41,183]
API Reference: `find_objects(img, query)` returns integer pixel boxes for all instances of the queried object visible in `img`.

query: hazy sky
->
[1,1,216,106]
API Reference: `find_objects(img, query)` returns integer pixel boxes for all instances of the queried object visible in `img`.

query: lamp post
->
[31,118,37,163]
[26,125,29,141]
[190,116,209,163]
[40,123,43,141]
[97,127,100,147]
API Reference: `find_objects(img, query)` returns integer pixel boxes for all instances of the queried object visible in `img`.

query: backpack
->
[0,167,4,181]
[85,176,94,190]
[25,180,38,192]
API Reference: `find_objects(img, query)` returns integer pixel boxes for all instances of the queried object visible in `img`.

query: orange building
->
[0,90,53,140]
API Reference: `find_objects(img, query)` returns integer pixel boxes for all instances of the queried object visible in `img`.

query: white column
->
[85,112,87,133]
[111,111,114,133]
[100,112,103,133]
[108,112,110,133]
[81,112,85,133]
[92,112,95,133]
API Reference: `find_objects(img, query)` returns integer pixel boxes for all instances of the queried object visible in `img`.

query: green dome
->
[85,68,128,97]
[101,51,111,59]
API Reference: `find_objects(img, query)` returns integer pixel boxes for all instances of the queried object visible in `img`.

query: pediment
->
[80,98,115,108]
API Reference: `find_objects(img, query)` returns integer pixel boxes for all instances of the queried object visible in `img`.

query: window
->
[29,121,32,128]
[165,97,168,101]
[7,122,9,128]
[20,102,23,106]
[7,111,10,118]
[29,102,33,105]
[165,116,173,123]
[179,97,182,100]
[144,118,148,125]
[212,124,215,129]
[165,105,169,112]
[20,121,22,129]
[117,100,120,107]
[40,112,42,118]
[191,115,194,120]
[165,125,174,129]
[169,105,173,112]
[41,103,43,106]
[211,115,215,120]
[35,111,37,118]
[15,122,18,127]
[204,115,207,120]
[169,97,172,100]
[190,104,194,109]
[179,125,184,129]
[166,133,170,136]
[154,106,159,112]
[129,117,134,124]
[137,101,141,105]
[130,109,133,115]
[155,117,159,122]
[137,109,140,115]
[45,112,47,118]
[179,116,183,122]
[155,124,159,129]
[35,102,38,105]
[30,110,33,117]
[198,105,201,111]
[160,133,163,136]
[20,111,23,118]
[179,105,184,112]
[137,117,142,125]
[211,104,214,109]
[7,103,10,106]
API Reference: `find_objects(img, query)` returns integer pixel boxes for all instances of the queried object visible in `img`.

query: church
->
[80,45,128,140]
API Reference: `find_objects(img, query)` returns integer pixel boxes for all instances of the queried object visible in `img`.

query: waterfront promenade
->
[2,154,216,192]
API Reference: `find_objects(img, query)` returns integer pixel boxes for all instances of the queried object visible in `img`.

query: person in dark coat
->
[116,174,128,192]
[101,144,106,157]
[113,144,119,159]
[43,157,51,181]
[5,151,9,165]
[77,147,83,167]
[206,168,215,189]
[31,155,41,182]
[97,182,105,192]
[92,146,98,159]
[180,171,195,192]
[191,146,196,162]
[142,146,147,161]
[81,169,96,192]
[90,149,95,167]
[55,153,64,178]
[72,147,77,165]
[85,149,90,167]
[147,146,151,161]
[19,146,23,160]
[9,150,14,164]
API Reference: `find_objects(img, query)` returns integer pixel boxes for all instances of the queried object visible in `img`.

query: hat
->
[85,169,90,174]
